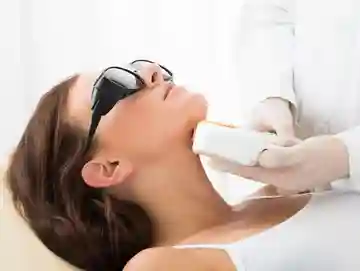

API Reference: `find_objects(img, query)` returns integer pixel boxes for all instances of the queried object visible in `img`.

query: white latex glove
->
[250,97,296,138]
[249,97,299,194]
[210,135,349,192]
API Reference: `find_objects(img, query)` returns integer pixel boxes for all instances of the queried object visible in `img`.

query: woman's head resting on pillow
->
[6,62,208,270]
[73,64,207,188]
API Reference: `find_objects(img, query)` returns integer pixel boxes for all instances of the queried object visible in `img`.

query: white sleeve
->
[235,0,297,117]
[335,126,360,191]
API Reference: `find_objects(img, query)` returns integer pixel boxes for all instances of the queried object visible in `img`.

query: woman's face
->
[67,63,207,168]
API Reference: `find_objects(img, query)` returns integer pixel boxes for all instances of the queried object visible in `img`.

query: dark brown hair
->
[6,75,153,270]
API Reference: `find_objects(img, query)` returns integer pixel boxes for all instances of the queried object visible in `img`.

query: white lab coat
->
[235,0,360,190]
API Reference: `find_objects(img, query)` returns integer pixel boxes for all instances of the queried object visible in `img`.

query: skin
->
[66,63,311,270]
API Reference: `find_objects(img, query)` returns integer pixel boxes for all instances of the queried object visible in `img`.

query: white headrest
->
[0,163,80,271]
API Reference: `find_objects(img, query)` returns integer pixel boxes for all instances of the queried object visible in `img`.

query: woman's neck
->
[127,149,233,246]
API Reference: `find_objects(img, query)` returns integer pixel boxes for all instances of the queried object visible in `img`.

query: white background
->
[0,0,262,204]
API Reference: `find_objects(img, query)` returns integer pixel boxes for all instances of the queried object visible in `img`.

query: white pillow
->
[0,165,80,271]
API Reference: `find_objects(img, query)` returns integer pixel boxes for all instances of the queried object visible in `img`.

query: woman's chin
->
[190,92,208,121]
[177,92,208,148]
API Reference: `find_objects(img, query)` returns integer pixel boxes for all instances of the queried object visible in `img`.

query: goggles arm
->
[84,103,102,153]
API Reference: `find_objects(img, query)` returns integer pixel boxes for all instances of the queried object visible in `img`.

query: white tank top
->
[174,190,360,270]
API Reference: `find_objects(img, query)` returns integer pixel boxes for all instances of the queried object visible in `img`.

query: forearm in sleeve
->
[235,0,297,116]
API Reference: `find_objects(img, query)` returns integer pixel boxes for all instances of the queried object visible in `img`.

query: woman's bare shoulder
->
[124,246,232,271]
[123,247,207,271]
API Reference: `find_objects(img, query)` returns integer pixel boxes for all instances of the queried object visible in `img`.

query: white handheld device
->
[192,121,276,166]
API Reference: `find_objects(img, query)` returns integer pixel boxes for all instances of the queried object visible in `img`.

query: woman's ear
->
[81,158,133,188]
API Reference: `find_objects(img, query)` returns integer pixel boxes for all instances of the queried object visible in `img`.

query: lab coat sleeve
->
[235,0,297,118]
[335,126,360,191]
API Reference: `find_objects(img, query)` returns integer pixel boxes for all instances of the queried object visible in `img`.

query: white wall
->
[0,0,262,204]
[0,0,23,160]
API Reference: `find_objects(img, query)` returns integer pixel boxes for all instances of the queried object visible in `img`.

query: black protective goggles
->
[84,59,173,152]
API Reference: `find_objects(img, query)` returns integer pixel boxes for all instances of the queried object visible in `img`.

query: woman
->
[6,61,360,271]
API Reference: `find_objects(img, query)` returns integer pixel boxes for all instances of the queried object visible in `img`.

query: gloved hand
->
[248,97,298,194]
[209,135,350,192]
[250,97,296,138]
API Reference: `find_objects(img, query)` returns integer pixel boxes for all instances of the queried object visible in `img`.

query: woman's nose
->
[138,63,164,87]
